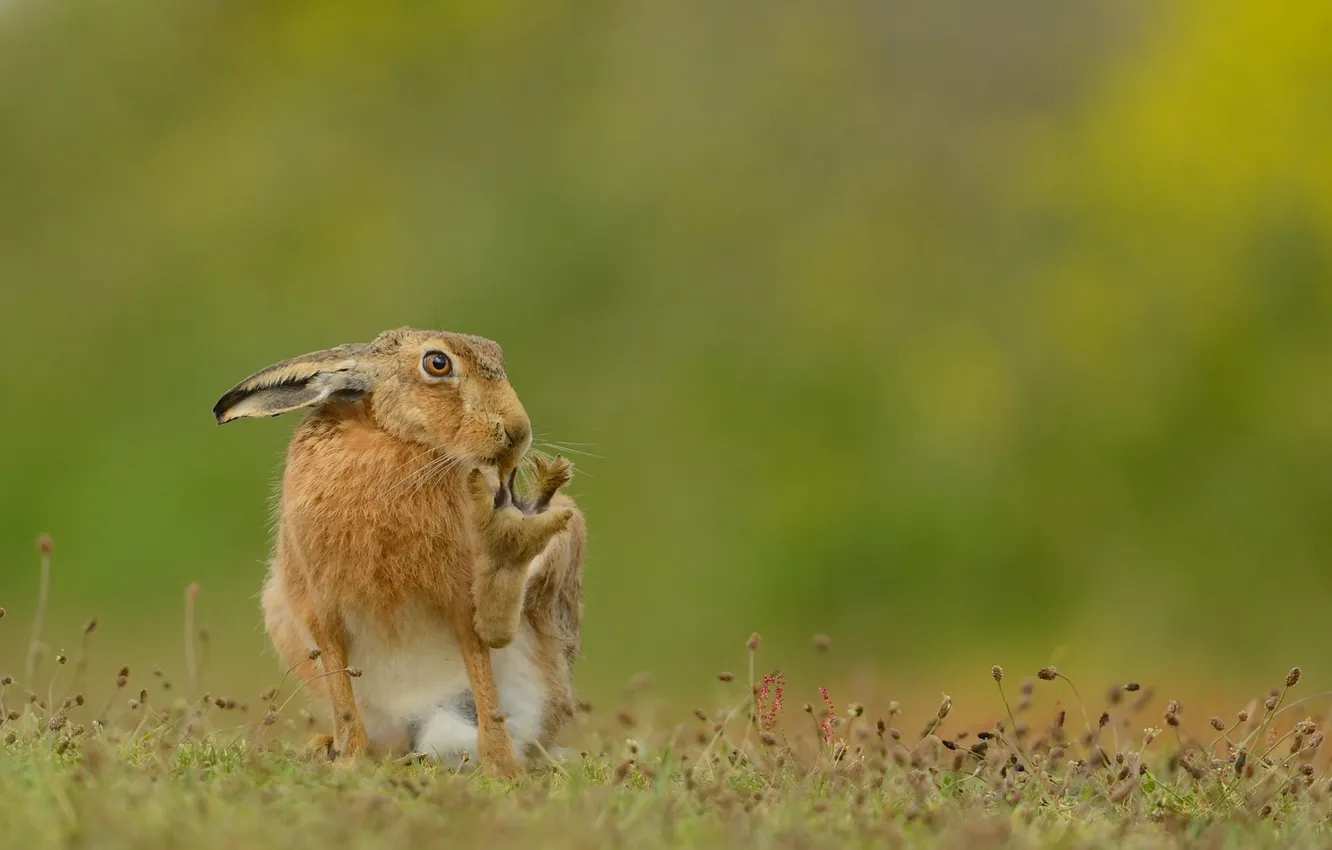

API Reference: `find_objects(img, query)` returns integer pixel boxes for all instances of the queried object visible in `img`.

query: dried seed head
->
[890,728,902,741]
[0,676,11,686]
[888,701,901,716]
[491,710,509,724]
[1124,682,1141,692]
[937,695,952,720]
[56,653,67,666]
[746,633,761,651]
[802,703,814,714]
[3,732,15,745]
[759,732,778,746]
[1165,699,1180,716]
[260,688,277,702]
[992,666,1003,682]
[1210,716,1225,731]
[346,667,363,678]
[1265,695,1279,711]
[5,710,17,722]
[616,710,635,728]
[718,671,734,683]
[1037,667,1058,681]
[812,634,832,653]
[1288,667,1302,688]
[307,649,321,661]
[876,719,886,734]
[0,608,6,619]
[848,703,864,718]
[128,699,140,711]
[48,712,67,732]
[1238,710,1250,722]
[83,619,97,635]
[1099,712,1110,729]
[37,534,53,555]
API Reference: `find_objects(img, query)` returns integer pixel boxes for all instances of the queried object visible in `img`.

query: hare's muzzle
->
[487,417,531,478]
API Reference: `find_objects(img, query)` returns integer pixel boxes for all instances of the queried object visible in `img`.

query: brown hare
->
[212,328,586,777]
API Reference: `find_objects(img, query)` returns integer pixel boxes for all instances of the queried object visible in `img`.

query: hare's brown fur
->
[219,328,585,775]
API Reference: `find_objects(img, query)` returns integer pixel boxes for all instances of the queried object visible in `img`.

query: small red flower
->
[818,686,836,743]
[757,672,785,730]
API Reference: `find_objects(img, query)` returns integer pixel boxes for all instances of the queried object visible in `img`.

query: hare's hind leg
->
[523,495,587,745]
[524,495,586,668]
[262,571,323,687]
[263,575,341,754]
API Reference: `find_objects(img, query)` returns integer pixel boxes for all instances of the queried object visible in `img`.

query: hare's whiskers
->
[389,449,455,497]
[413,454,467,498]
[535,441,603,460]
[535,434,599,447]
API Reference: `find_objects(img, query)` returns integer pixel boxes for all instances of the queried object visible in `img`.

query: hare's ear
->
[212,344,374,424]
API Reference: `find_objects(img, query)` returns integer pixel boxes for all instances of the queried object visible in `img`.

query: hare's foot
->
[307,733,335,759]
[511,456,573,516]
[468,466,574,567]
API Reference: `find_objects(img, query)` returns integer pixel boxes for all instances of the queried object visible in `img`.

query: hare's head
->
[213,328,532,472]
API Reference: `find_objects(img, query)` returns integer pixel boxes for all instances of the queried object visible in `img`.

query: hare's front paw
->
[468,464,574,565]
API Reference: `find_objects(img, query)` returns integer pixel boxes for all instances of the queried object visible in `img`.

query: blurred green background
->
[2,0,1331,712]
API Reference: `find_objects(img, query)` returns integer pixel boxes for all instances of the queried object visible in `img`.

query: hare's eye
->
[422,351,453,377]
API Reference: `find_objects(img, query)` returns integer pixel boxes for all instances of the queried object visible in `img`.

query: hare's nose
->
[504,422,531,450]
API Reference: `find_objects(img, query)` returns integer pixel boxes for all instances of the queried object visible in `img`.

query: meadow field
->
[5,547,1332,849]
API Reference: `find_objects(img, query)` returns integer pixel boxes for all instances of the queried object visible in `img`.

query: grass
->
[5,659,1332,848]
[5,545,1332,848]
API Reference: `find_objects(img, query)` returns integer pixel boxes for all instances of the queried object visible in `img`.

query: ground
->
[3,658,1331,849]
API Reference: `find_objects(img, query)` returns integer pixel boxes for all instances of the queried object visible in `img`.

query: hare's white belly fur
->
[342,604,547,763]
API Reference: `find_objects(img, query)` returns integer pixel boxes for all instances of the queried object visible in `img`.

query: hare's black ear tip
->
[212,400,233,424]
